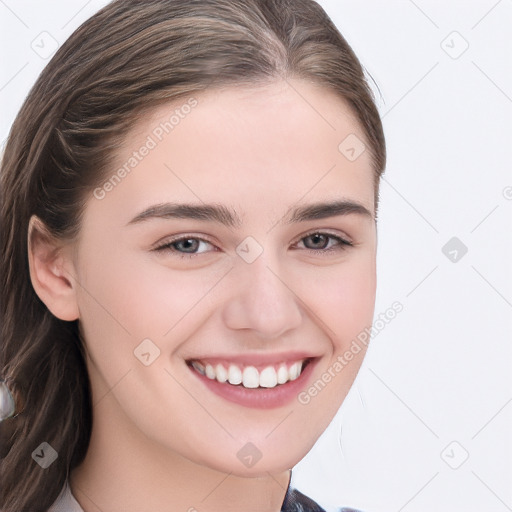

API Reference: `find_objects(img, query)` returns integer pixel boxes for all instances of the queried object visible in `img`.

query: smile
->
[189,359,310,389]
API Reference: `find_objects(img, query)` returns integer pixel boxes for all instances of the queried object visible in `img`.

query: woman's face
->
[72,79,377,475]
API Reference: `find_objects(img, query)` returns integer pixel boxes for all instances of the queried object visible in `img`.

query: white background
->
[1,1,511,511]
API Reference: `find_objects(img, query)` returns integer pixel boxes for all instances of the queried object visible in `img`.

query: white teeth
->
[191,361,205,375]
[191,359,307,388]
[277,364,288,384]
[289,362,302,381]
[242,366,259,388]
[259,366,278,388]
[228,364,242,385]
[205,364,216,380]
[215,364,228,383]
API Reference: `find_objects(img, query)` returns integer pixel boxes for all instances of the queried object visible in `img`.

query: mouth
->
[187,358,312,389]
[185,355,318,409]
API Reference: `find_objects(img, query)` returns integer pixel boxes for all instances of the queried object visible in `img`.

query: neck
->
[70,400,291,512]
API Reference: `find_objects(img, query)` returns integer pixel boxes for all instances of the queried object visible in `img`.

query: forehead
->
[90,79,375,225]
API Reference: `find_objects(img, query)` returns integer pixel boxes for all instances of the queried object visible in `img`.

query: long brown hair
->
[0,1,386,510]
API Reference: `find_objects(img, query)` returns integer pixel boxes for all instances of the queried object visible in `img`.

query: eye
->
[152,231,353,259]
[294,232,353,253]
[153,236,217,258]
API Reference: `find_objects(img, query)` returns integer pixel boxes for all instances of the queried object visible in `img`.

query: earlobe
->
[27,215,80,321]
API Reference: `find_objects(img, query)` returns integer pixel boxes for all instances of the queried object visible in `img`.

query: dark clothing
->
[282,487,362,512]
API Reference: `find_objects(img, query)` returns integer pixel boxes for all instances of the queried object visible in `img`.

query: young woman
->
[0,1,386,511]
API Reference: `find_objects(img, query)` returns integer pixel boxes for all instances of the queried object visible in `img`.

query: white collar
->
[48,483,84,512]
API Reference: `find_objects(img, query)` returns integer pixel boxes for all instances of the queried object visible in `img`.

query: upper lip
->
[186,351,320,367]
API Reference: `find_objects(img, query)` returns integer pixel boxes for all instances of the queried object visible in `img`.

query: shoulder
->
[281,487,363,512]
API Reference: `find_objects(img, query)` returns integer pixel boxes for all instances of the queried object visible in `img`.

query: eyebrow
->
[127,203,241,227]
[126,200,373,227]
[285,200,373,223]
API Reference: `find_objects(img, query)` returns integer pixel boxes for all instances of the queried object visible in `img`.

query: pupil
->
[177,239,198,252]
[307,234,327,249]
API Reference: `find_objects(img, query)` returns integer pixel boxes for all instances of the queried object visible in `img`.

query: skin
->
[28,78,377,512]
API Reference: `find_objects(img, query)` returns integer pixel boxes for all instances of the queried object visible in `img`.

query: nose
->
[221,255,303,339]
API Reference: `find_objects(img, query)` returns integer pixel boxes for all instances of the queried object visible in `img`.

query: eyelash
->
[153,231,353,259]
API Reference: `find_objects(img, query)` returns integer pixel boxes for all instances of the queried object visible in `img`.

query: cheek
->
[75,242,228,343]
[298,252,377,349]
[292,254,376,429]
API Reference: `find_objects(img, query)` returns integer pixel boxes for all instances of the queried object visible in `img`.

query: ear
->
[27,215,79,321]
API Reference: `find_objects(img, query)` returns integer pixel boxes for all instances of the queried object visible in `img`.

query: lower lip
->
[188,359,317,409]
